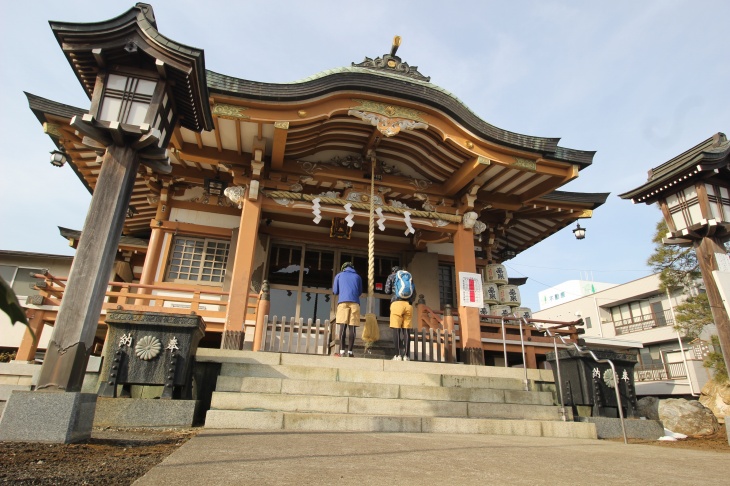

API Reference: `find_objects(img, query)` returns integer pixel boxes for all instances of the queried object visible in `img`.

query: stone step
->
[215,375,554,406]
[196,349,555,383]
[219,362,532,391]
[204,410,596,439]
[210,391,565,420]
[0,384,32,402]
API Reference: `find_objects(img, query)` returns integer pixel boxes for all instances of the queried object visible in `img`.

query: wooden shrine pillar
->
[224,186,262,333]
[136,187,171,304]
[453,224,484,365]
[15,311,46,362]
[696,236,730,373]
[36,145,139,391]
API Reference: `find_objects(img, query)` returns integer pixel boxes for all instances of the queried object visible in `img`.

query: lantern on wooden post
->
[620,132,730,375]
[71,57,177,174]
[0,4,213,444]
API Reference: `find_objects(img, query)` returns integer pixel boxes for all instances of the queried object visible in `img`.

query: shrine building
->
[20,3,608,368]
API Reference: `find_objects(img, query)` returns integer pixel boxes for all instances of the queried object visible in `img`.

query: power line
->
[508,262,648,273]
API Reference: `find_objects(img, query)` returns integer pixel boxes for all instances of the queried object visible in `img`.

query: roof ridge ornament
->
[351,35,431,82]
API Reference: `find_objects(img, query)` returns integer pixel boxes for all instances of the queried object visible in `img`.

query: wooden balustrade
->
[25,271,263,336]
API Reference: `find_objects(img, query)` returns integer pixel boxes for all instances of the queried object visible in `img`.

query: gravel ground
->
[0,426,726,485]
[0,427,198,485]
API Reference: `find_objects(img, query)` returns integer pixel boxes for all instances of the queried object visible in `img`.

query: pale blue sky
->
[1,1,728,311]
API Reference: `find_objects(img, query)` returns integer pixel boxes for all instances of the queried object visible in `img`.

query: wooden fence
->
[410,327,457,363]
[259,315,334,355]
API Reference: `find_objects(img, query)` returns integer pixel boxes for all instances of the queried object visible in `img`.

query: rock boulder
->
[637,396,660,420]
[699,380,730,424]
[658,398,720,437]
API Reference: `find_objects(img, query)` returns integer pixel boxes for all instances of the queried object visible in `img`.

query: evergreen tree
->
[674,293,712,340]
[647,219,729,380]
[705,336,728,384]
[646,220,700,292]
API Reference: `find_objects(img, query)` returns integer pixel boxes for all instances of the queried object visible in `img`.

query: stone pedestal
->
[578,417,664,440]
[97,310,205,399]
[0,391,96,443]
[93,397,199,427]
[546,348,639,419]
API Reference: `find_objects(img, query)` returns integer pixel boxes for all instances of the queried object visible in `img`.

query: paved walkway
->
[134,430,727,485]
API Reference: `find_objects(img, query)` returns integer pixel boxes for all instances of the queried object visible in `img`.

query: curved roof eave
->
[25,92,93,196]
[49,3,213,132]
[540,190,610,208]
[619,132,729,201]
[206,67,594,168]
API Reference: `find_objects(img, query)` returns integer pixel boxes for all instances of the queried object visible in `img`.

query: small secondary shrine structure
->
[20,3,608,373]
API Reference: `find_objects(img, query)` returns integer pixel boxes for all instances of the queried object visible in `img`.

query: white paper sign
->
[459,272,483,308]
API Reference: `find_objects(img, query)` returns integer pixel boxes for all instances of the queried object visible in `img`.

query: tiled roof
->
[541,191,610,207]
[619,133,730,202]
[206,68,594,168]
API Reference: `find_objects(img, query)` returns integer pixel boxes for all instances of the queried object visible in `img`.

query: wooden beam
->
[271,122,289,171]
[170,125,184,150]
[517,176,564,203]
[158,220,235,239]
[477,193,523,211]
[442,156,490,196]
[235,119,242,155]
[212,116,223,152]
[362,127,382,156]
[177,141,250,166]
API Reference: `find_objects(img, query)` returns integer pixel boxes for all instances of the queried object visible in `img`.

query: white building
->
[538,279,617,310]
[534,273,716,397]
[0,250,73,358]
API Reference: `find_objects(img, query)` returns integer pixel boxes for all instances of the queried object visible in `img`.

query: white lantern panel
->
[106,74,129,91]
[135,78,157,96]
[706,184,730,222]
[684,186,703,226]
[128,101,149,126]
[99,97,122,123]
[498,284,521,307]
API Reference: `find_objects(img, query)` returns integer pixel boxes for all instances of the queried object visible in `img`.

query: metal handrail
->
[516,314,529,391]
[500,316,508,367]
[532,317,628,444]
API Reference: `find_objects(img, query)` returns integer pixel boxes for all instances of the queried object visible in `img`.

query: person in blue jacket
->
[332,261,363,357]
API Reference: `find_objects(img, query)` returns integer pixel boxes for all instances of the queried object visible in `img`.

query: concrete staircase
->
[198,350,597,439]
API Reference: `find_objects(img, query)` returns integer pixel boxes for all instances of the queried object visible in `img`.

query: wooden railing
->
[415,296,454,332]
[28,270,261,334]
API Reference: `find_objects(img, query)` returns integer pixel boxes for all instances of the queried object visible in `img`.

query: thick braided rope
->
[264,190,462,224]
[367,159,376,313]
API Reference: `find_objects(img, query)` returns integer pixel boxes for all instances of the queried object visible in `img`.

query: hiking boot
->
[392,355,402,361]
